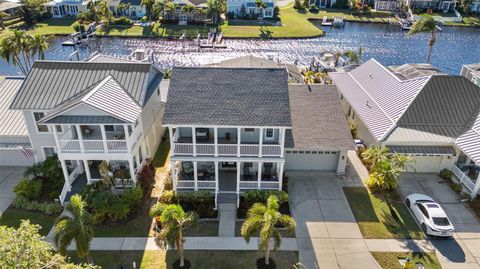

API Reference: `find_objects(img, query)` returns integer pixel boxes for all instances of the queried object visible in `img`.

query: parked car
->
[405,193,454,237]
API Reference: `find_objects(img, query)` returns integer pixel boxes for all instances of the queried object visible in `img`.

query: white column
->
[336,150,347,175]
[471,172,480,199]
[171,160,177,191]
[214,127,218,157]
[52,125,61,153]
[169,127,174,156]
[280,128,286,158]
[236,161,241,194]
[129,158,137,182]
[465,156,471,166]
[237,127,241,157]
[257,162,262,189]
[215,161,219,193]
[100,125,108,153]
[83,159,91,184]
[60,159,71,191]
[192,127,197,156]
[193,161,198,191]
[278,162,284,191]
[77,160,84,173]
[123,125,130,151]
[259,128,263,157]
[75,125,85,153]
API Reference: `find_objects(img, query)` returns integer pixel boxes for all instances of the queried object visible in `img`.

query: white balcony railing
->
[83,140,104,152]
[218,144,237,156]
[241,145,260,156]
[174,143,194,155]
[260,181,280,189]
[59,140,81,152]
[451,164,475,193]
[196,144,215,156]
[177,180,195,188]
[262,145,282,156]
[197,181,216,188]
[173,143,282,157]
[58,139,128,153]
[239,181,258,189]
[107,140,128,152]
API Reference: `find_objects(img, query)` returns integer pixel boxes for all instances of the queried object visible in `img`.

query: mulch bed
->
[256,258,276,269]
[237,196,291,219]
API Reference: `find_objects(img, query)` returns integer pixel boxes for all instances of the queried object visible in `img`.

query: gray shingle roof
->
[285,85,354,150]
[0,77,28,137]
[163,67,292,127]
[10,61,157,110]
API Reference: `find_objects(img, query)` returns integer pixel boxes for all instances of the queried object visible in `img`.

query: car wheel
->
[421,223,427,234]
[406,198,410,208]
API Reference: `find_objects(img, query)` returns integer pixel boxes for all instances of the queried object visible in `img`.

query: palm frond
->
[240,215,263,242]
[278,215,296,234]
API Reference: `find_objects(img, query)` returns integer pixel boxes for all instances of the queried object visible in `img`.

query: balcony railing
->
[58,139,128,153]
[84,140,104,152]
[107,140,128,152]
[59,140,81,152]
[451,164,476,193]
[173,143,282,157]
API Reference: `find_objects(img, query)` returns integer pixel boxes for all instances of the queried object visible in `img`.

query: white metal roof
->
[0,77,28,137]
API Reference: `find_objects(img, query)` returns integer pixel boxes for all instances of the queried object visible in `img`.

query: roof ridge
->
[173,66,285,70]
[33,60,152,65]
[370,58,432,83]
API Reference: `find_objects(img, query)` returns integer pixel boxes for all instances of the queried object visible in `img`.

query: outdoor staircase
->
[217,193,237,237]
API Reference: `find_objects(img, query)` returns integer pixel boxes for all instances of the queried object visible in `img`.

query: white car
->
[405,193,454,237]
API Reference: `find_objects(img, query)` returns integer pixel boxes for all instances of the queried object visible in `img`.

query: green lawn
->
[183,220,219,237]
[344,187,424,239]
[96,23,211,38]
[0,208,58,236]
[69,250,298,269]
[443,16,480,27]
[371,252,441,269]
[27,18,77,35]
[235,220,295,238]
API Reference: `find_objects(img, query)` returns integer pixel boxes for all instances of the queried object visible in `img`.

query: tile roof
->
[10,61,158,110]
[0,77,28,137]
[163,67,292,127]
[285,85,354,150]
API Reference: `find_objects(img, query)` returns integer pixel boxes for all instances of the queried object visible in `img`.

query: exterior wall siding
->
[23,111,57,163]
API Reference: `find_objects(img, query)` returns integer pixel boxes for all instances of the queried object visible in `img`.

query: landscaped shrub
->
[439,169,452,180]
[112,16,133,26]
[72,21,86,33]
[12,196,63,215]
[159,190,175,204]
[176,191,216,218]
[122,186,143,208]
[14,179,42,200]
[243,190,288,208]
[227,11,235,19]
[23,155,65,202]
[140,16,148,23]
[164,171,173,191]
[137,158,155,194]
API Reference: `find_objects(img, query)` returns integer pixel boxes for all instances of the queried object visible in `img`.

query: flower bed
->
[237,190,291,219]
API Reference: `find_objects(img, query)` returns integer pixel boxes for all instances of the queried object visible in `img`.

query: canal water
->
[1,22,479,75]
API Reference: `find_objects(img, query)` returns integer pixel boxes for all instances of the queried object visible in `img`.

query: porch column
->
[193,161,198,191]
[77,160,84,173]
[75,125,85,153]
[236,161,241,194]
[169,127,174,156]
[471,172,480,199]
[83,160,91,184]
[280,128,286,158]
[192,127,197,156]
[215,161,219,194]
[123,125,131,151]
[100,125,108,153]
[214,127,218,157]
[465,156,471,166]
[52,125,61,153]
[237,127,241,157]
[129,158,137,182]
[171,160,177,191]
[259,128,263,157]
[257,162,262,189]
[60,159,71,191]
[278,162,284,191]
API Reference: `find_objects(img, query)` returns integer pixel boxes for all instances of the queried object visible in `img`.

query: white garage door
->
[407,155,443,173]
[285,150,339,171]
[0,149,35,166]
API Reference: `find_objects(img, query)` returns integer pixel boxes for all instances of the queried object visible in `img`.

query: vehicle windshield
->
[432,217,450,226]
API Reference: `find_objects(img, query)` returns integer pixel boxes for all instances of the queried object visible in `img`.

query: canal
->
[1,22,479,75]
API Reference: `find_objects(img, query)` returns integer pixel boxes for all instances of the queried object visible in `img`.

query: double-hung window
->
[264,128,274,140]
[43,147,56,158]
[33,112,49,133]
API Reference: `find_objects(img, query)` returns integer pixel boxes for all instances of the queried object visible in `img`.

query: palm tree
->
[97,0,113,23]
[368,159,402,191]
[53,194,94,263]
[408,16,437,63]
[255,0,267,17]
[155,204,198,267]
[207,0,223,24]
[361,146,389,170]
[87,0,100,23]
[391,153,414,172]
[241,195,296,266]
[0,11,10,29]
[117,2,131,16]
[141,0,155,21]
[29,34,48,61]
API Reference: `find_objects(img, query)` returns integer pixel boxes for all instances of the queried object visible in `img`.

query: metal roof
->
[43,115,127,124]
[388,63,445,80]
[10,61,157,110]
[87,54,137,63]
[209,56,281,68]
[0,77,28,137]
[163,67,292,127]
[388,145,456,155]
[285,85,354,150]
[0,142,31,149]
[0,1,22,11]
[384,125,459,144]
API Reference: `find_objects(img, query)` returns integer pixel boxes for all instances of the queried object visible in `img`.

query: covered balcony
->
[170,126,284,158]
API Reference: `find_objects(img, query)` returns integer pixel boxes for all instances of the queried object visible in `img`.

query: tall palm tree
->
[0,11,10,29]
[408,16,437,63]
[255,0,267,17]
[361,146,389,170]
[117,2,131,16]
[29,34,48,61]
[97,0,112,23]
[207,0,223,25]
[141,0,155,21]
[53,194,94,263]
[241,195,296,266]
[155,204,198,268]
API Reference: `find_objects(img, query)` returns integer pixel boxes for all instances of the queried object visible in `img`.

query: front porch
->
[451,153,480,198]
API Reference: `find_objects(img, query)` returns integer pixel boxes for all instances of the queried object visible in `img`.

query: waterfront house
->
[405,0,455,12]
[461,63,480,87]
[163,0,209,24]
[0,0,23,18]
[45,0,86,17]
[374,0,401,11]
[330,59,480,197]
[9,57,166,204]
[227,0,275,19]
[163,66,353,206]
[0,77,35,167]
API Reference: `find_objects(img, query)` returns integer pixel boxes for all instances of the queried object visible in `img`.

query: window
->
[43,147,56,158]
[264,128,274,140]
[245,128,255,132]
[55,125,63,133]
[417,204,429,218]
[432,217,450,226]
[348,107,352,117]
[105,125,114,132]
[33,112,49,132]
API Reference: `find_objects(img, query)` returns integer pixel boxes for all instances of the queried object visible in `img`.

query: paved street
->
[0,166,26,215]
[398,173,480,269]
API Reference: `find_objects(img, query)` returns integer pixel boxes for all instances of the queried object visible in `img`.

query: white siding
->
[23,111,56,162]
[285,150,339,171]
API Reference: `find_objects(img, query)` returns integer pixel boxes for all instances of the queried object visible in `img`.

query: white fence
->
[451,164,475,193]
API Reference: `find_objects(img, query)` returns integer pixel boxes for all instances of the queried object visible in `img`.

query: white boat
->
[321,16,332,26]
[401,20,411,30]
[332,16,345,27]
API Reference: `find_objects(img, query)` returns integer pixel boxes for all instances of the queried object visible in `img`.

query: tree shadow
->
[152,130,170,168]
[259,25,273,39]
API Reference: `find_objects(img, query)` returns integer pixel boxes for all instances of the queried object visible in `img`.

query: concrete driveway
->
[288,171,380,269]
[398,173,480,269]
[0,166,26,215]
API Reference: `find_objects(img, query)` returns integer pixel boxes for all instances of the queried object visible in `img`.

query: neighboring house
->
[330,59,480,197]
[227,0,275,19]
[471,0,480,13]
[406,0,454,12]
[162,66,353,206]
[310,0,337,8]
[9,57,166,204]
[163,0,208,23]
[208,56,304,84]
[374,0,401,11]
[45,0,86,17]
[0,77,35,167]
[461,63,480,87]
[114,0,146,17]
[0,0,23,18]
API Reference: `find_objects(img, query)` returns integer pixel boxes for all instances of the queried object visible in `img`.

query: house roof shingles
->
[163,67,292,127]
[286,85,354,150]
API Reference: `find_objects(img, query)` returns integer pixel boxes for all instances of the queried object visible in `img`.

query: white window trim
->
[41,146,57,159]
[33,111,50,133]
[264,128,274,141]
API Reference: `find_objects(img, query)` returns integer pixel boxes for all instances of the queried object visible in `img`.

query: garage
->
[285,150,340,171]
[388,146,455,173]
[0,144,35,166]
[406,155,443,173]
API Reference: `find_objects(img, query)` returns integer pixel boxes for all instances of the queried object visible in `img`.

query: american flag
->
[18,146,33,158]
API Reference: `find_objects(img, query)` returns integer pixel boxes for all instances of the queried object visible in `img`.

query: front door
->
[218,164,237,192]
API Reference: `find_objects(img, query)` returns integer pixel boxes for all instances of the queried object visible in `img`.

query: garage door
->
[0,149,35,166]
[285,150,339,171]
[407,155,443,173]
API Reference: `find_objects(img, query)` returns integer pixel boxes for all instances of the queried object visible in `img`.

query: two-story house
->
[162,66,353,206]
[10,58,166,204]
[461,63,480,87]
[227,0,275,18]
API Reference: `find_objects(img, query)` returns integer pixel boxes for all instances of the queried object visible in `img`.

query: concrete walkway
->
[218,203,236,237]
[0,166,27,215]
